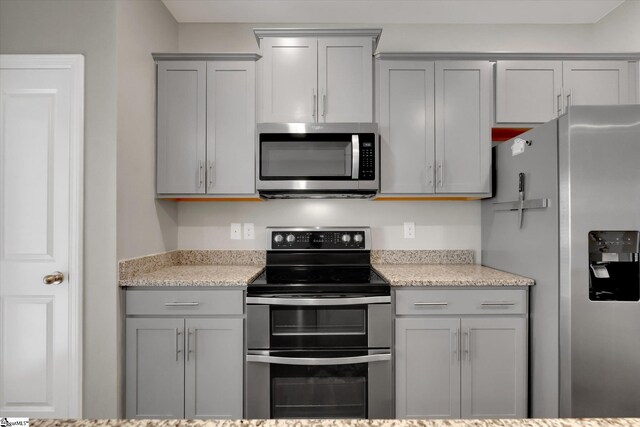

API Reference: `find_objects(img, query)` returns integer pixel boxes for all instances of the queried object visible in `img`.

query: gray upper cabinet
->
[562,60,630,107]
[378,59,491,196]
[259,37,318,123]
[157,61,207,194]
[496,59,634,124]
[256,29,380,123]
[155,55,258,197]
[206,61,256,194]
[495,61,563,123]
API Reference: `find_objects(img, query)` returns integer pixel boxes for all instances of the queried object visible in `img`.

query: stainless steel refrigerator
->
[482,105,640,418]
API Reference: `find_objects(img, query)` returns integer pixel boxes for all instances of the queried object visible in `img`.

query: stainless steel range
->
[246,227,392,419]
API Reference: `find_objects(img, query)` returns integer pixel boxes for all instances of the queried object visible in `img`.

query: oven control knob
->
[353,234,363,243]
[286,234,296,243]
[274,234,284,243]
[341,234,351,243]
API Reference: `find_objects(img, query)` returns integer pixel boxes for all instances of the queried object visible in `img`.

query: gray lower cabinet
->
[125,289,244,419]
[395,289,528,419]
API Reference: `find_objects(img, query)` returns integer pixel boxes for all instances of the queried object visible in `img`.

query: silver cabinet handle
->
[198,160,204,188]
[351,135,360,179]
[463,328,470,361]
[414,302,448,306]
[247,353,391,366]
[164,302,200,307]
[187,328,193,361]
[453,328,460,361]
[322,91,327,118]
[566,88,572,112]
[557,93,562,116]
[246,296,390,306]
[427,163,433,186]
[43,271,64,285]
[175,328,183,361]
[312,88,317,120]
[437,161,443,187]
[481,301,516,307]
[208,160,214,188]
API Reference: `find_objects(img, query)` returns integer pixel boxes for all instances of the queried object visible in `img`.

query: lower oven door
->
[245,349,392,419]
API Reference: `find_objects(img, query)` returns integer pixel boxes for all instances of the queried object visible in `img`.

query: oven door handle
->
[245,296,390,306]
[246,353,391,366]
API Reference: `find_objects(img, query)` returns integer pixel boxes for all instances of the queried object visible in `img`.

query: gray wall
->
[117,0,178,261]
[0,0,119,418]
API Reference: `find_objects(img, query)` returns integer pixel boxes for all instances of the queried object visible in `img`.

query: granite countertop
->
[118,250,265,287]
[118,249,532,288]
[30,418,640,427]
[119,264,264,287]
[373,264,534,287]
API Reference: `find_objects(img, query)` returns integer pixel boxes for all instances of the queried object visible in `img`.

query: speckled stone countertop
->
[374,264,534,287]
[119,265,264,287]
[119,250,264,287]
[29,417,640,427]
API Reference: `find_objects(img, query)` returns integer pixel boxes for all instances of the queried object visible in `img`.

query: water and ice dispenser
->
[589,231,640,301]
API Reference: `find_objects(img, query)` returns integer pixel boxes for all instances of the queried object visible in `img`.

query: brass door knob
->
[43,271,64,285]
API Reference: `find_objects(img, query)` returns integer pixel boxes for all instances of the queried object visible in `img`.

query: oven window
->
[261,140,352,178]
[271,307,366,336]
[271,363,367,418]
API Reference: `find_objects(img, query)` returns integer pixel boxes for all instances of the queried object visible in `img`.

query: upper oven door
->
[247,295,391,350]
[256,123,378,191]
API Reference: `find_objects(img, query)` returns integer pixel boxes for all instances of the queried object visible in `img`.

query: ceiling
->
[161,0,626,24]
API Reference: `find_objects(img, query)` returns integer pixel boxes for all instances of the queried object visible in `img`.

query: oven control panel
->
[267,227,370,250]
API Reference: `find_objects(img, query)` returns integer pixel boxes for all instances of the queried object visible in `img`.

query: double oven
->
[246,227,392,419]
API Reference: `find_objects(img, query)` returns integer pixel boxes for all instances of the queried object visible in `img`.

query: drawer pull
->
[164,302,200,307]
[414,302,448,306]
[481,301,516,307]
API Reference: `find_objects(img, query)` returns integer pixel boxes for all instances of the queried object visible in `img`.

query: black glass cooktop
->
[248,265,390,296]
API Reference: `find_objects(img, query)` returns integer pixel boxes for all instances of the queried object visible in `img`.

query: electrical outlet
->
[243,223,255,240]
[230,223,242,240]
[404,222,415,239]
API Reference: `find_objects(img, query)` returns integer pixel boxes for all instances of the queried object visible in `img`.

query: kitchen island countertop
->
[30,418,640,427]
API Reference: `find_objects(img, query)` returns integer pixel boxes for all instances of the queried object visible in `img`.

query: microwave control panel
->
[359,135,376,181]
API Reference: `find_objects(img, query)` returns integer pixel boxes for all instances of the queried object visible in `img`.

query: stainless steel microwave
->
[256,123,379,199]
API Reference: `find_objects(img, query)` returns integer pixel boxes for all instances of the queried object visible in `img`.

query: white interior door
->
[0,55,83,418]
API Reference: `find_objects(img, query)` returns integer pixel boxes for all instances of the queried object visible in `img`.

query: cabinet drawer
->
[395,289,526,316]
[126,289,244,316]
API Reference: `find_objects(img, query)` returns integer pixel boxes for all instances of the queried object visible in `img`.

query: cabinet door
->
[185,318,244,419]
[563,61,629,108]
[206,61,256,194]
[318,37,373,122]
[460,317,527,419]
[495,61,563,123]
[395,318,461,419]
[260,38,318,122]
[379,61,435,194]
[126,318,185,418]
[157,61,206,194]
[435,61,491,194]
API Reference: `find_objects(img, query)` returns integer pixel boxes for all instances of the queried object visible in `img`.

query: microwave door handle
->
[247,353,391,366]
[352,135,360,179]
